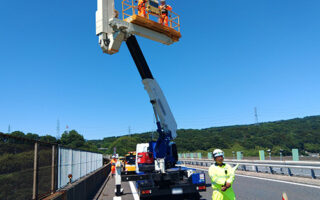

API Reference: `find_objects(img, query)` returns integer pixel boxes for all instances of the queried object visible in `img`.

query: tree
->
[109,136,139,155]
[60,130,85,148]
[10,131,25,138]
[25,133,40,140]
[40,135,57,143]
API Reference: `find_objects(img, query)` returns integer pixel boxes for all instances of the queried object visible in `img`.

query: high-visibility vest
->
[111,159,117,166]
[209,163,236,200]
[208,163,235,189]
[159,5,172,16]
[138,0,146,9]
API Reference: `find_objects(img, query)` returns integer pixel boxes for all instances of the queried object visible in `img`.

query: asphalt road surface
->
[199,169,320,200]
[98,170,320,200]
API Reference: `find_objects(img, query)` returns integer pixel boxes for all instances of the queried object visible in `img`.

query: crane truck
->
[96,0,206,199]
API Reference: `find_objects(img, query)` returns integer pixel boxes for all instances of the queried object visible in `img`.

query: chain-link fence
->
[0,133,35,200]
[0,133,103,200]
[38,143,57,199]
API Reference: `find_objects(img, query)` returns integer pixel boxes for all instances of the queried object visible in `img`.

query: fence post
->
[51,145,56,194]
[243,165,247,171]
[269,166,274,174]
[32,142,39,200]
[288,168,293,176]
[311,169,316,179]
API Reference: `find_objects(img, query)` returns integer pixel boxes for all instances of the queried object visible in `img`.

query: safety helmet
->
[112,155,115,158]
[212,149,224,158]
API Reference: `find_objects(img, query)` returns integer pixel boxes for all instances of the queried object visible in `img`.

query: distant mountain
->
[90,116,320,156]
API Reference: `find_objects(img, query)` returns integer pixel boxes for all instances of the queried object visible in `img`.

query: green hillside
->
[2,116,319,157]
[91,116,320,156]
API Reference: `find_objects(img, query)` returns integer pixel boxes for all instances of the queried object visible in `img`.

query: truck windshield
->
[126,155,136,165]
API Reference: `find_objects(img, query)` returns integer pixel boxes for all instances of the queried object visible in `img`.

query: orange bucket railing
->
[121,0,180,32]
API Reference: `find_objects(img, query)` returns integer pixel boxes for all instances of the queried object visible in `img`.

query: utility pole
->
[8,125,11,134]
[254,107,259,125]
[128,126,131,136]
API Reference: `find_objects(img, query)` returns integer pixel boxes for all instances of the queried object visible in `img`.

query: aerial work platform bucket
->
[122,0,181,42]
[96,0,181,54]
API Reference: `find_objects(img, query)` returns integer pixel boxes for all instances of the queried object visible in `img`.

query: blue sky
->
[1,0,319,139]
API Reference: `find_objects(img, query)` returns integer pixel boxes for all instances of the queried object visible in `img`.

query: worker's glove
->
[221,182,231,192]
[221,186,227,192]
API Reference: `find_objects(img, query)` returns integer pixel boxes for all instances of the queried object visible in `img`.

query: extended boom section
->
[126,35,177,171]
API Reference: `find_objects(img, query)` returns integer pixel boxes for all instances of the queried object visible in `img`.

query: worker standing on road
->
[111,155,117,177]
[138,0,147,18]
[209,149,236,200]
[159,0,172,26]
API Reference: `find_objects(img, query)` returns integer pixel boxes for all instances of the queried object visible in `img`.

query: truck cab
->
[136,143,154,173]
[124,152,136,174]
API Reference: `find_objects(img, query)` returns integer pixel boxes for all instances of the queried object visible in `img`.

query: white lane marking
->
[113,197,122,200]
[129,181,140,200]
[190,167,320,190]
[236,174,320,190]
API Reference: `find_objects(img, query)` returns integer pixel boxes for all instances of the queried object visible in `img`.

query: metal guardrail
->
[226,158,320,166]
[190,158,320,167]
[179,159,320,179]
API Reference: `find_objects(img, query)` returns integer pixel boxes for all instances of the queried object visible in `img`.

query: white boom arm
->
[143,79,177,139]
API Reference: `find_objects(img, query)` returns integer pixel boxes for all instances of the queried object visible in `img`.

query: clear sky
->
[1,0,319,140]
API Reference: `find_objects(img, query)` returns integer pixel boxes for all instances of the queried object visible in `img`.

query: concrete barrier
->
[45,163,111,200]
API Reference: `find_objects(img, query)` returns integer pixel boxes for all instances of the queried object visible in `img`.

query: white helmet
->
[213,149,224,158]
[112,155,115,158]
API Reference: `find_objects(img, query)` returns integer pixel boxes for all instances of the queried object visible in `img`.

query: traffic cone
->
[282,192,288,200]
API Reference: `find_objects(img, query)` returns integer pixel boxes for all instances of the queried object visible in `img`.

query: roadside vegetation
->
[1,116,319,157]
[89,115,320,156]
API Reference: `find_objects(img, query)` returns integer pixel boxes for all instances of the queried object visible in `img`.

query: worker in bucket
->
[159,0,172,26]
[208,149,237,200]
[138,0,147,18]
[111,155,117,177]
